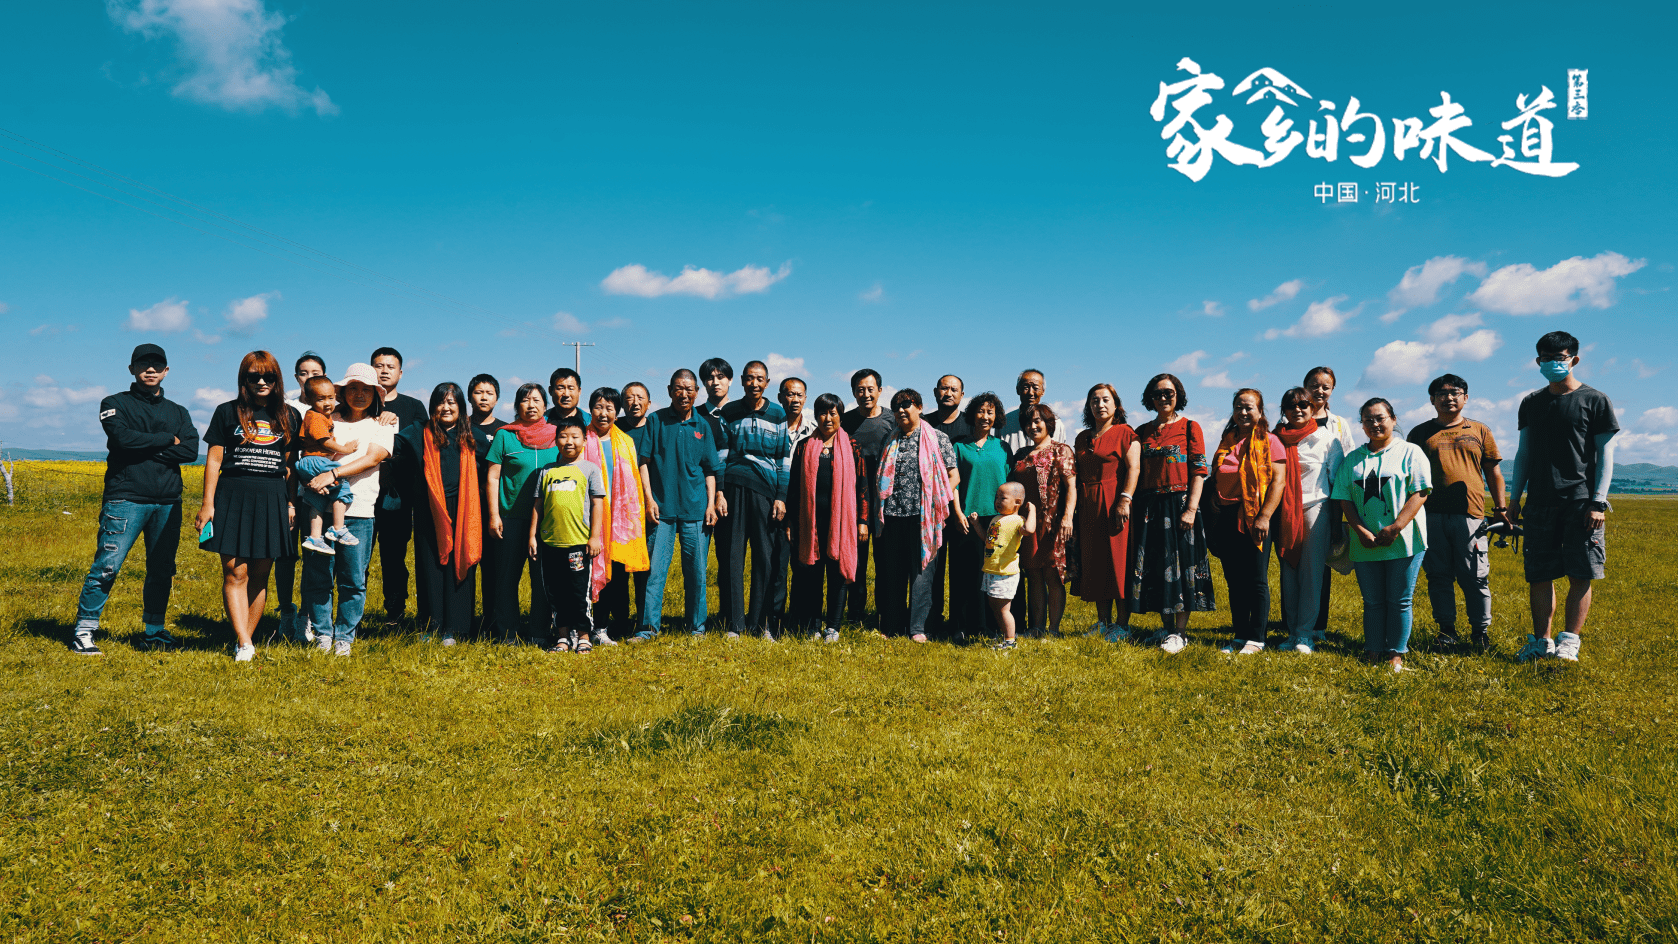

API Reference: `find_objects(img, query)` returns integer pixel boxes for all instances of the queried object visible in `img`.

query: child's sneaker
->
[328,526,360,547]
[1159,633,1188,655]
[1514,634,1555,663]
[1554,632,1582,662]
[992,638,1017,651]
[302,535,335,555]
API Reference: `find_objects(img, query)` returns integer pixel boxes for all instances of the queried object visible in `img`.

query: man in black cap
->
[71,343,200,655]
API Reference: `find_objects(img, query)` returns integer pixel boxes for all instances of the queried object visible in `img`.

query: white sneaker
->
[823,627,839,644]
[594,632,619,647]
[1514,634,1555,663]
[334,640,352,657]
[234,644,255,662]
[1238,641,1265,656]
[314,633,333,652]
[441,636,457,647]
[1293,640,1315,654]
[725,631,741,639]
[1554,632,1581,662]
[329,526,360,547]
[761,629,776,642]
[302,535,335,555]
[1159,633,1188,655]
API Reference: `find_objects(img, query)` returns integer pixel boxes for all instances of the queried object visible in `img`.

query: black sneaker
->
[135,631,181,653]
[1434,630,1461,653]
[1471,629,1492,652]
[70,633,103,656]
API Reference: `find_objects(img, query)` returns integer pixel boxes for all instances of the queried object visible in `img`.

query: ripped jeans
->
[75,500,182,631]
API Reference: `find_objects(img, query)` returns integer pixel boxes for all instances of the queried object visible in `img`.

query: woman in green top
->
[952,392,1010,639]
[485,383,560,645]
[1332,397,1432,673]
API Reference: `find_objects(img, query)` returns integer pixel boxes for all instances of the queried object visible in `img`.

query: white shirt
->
[999,407,1068,454]
[331,416,397,518]
[1295,424,1348,507]
[285,397,308,418]
[786,413,818,451]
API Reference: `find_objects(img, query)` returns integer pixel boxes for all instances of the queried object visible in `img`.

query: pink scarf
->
[797,432,859,581]
[584,425,649,601]
[877,423,953,569]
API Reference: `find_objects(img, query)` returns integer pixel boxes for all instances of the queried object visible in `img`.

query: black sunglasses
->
[243,373,280,385]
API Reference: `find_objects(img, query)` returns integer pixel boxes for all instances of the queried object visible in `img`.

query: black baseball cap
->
[130,343,168,367]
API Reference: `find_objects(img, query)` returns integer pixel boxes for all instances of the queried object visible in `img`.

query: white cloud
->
[552,311,589,334]
[1385,255,1486,319]
[25,382,109,410]
[1200,370,1235,389]
[29,324,74,337]
[110,0,337,116]
[126,297,192,332]
[1639,406,1678,431]
[1248,279,1304,311]
[195,387,235,408]
[223,291,277,334]
[1467,251,1647,315]
[597,317,632,329]
[1166,350,1209,374]
[1401,403,1436,426]
[0,302,9,314]
[1361,313,1503,386]
[1633,359,1665,379]
[860,282,884,303]
[601,262,792,299]
[1263,295,1359,339]
[765,353,807,387]
[1201,300,1224,317]
[193,328,222,345]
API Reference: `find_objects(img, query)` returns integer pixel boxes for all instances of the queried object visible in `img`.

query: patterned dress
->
[1127,417,1216,614]
[1009,441,1077,578]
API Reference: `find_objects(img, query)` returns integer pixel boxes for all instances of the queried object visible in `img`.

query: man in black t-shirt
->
[841,368,894,624]
[371,347,431,624]
[1509,330,1620,664]
[925,374,971,639]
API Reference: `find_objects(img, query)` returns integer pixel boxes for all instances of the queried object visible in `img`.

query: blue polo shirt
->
[641,406,720,521]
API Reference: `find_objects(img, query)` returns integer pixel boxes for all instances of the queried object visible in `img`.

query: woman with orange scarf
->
[584,386,651,645]
[1208,388,1289,655]
[392,382,483,645]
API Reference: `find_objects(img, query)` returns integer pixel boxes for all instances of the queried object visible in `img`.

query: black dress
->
[393,422,478,637]
[202,402,293,559]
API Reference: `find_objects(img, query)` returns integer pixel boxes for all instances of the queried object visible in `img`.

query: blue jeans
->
[76,500,182,631]
[1353,553,1425,655]
[643,518,709,634]
[294,456,353,515]
[300,515,377,643]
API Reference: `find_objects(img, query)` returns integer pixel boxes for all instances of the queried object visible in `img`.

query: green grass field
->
[2,462,1675,942]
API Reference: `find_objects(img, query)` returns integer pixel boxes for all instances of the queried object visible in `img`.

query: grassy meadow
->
[2,461,1676,942]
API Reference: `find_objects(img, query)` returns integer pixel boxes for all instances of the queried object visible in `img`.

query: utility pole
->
[558,341,595,374]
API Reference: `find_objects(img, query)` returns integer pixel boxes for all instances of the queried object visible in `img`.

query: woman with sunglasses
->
[1275,386,1345,653]
[1127,373,1214,654]
[197,351,298,662]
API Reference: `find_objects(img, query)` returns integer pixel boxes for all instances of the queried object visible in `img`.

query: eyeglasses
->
[243,373,280,385]
[1538,353,1573,363]
[1435,389,1467,399]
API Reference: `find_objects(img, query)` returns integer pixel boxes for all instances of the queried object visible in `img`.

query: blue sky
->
[2,0,1674,462]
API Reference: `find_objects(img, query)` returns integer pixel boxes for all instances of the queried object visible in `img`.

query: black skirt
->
[202,475,292,560]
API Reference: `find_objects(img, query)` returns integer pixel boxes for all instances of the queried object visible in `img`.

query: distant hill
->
[1615,463,1678,493]
[4,449,206,465]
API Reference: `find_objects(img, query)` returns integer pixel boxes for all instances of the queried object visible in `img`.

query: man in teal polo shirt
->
[630,369,720,641]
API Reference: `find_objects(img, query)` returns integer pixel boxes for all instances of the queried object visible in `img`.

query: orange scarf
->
[1213,426,1274,542]
[423,426,482,583]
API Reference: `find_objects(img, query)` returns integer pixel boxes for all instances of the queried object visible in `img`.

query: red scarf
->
[1273,418,1317,566]
[423,426,483,583]
[509,415,556,450]
[797,432,860,581]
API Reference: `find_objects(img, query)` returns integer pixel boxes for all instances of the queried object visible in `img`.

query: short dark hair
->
[589,386,621,411]
[742,360,768,377]
[302,376,337,403]
[1428,373,1469,396]
[700,357,734,381]
[1019,401,1058,434]
[1142,373,1188,411]
[1279,386,1312,413]
[779,376,806,393]
[1016,369,1045,395]
[549,367,581,388]
[469,373,500,396]
[1537,331,1579,357]
[370,346,403,366]
[1303,365,1336,387]
[294,352,326,375]
[623,381,650,396]
[1082,383,1126,428]
[670,368,697,387]
[890,388,923,410]
[812,393,845,416]
[513,382,548,408]
[937,374,964,392]
[555,415,589,434]
[1360,397,1396,421]
[850,368,882,391]
[962,391,1006,427]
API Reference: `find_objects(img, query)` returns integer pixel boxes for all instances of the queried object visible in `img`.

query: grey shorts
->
[1522,500,1606,582]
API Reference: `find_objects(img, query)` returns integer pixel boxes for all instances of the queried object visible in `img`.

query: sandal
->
[574,636,593,654]
[547,638,571,653]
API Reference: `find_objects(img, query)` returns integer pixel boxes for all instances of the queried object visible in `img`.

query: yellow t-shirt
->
[532,459,605,547]
[983,513,1025,576]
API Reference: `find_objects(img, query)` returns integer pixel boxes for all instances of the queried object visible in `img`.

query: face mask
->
[1538,358,1574,383]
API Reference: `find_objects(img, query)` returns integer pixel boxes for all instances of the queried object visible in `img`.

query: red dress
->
[1074,424,1136,602]
[1010,442,1076,577]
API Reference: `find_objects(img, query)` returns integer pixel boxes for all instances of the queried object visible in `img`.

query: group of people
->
[70,330,1620,672]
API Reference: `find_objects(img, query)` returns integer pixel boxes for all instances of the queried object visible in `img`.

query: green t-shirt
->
[532,459,606,547]
[1332,441,1433,562]
[954,435,1010,516]
[485,428,560,519]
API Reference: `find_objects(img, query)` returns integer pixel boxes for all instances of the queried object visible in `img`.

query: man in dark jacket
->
[72,343,201,655]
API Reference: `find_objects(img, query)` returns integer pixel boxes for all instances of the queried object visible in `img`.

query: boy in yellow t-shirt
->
[528,421,606,653]
[982,482,1036,651]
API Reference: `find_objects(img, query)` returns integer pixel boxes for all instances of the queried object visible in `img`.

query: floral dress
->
[1009,441,1076,578]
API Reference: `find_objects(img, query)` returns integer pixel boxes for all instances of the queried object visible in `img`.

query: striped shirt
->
[718,398,791,501]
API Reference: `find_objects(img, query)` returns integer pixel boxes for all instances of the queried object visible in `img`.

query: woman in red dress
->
[1008,403,1077,637]
[1073,384,1141,641]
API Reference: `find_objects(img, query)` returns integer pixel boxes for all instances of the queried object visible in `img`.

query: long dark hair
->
[1082,383,1126,428]
[428,382,469,442]
[236,350,295,443]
